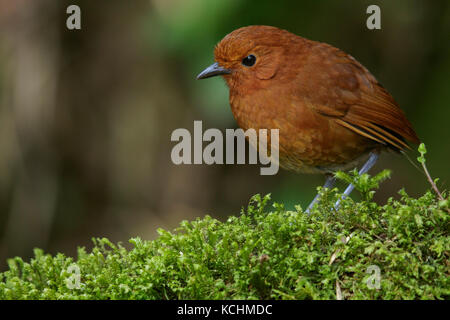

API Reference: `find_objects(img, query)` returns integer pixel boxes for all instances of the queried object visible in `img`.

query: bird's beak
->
[196,62,231,80]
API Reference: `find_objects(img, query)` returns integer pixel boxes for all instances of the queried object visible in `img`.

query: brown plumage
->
[197,25,419,174]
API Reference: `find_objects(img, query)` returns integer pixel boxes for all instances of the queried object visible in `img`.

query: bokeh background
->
[0,0,449,269]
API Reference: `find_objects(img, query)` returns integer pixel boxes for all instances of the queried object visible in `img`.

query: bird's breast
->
[229,87,376,173]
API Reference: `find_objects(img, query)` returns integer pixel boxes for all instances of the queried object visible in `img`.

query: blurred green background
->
[0,0,449,270]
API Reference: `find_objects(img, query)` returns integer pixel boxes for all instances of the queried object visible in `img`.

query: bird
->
[196,25,420,212]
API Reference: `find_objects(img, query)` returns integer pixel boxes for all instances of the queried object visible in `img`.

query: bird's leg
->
[334,152,379,210]
[306,174,336,214]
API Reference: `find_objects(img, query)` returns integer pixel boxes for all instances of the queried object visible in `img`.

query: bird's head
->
[197,25,303,92]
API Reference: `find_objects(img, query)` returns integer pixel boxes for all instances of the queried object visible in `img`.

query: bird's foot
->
[306,152,379,214]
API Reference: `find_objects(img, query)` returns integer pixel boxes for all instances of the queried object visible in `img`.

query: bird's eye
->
[242,54,256,67]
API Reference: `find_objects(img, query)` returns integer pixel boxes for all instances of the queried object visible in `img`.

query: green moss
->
[0,170,448,300]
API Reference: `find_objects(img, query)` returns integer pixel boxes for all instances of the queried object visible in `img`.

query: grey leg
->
[334,152,379,210]
[306,175,336,214]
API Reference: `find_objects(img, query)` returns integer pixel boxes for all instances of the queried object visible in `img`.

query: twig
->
[421,162,450,214]
[417,143,449,214]
[420,161,445,202]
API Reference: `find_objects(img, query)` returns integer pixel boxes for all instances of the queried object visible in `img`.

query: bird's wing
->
[298,42,419,151]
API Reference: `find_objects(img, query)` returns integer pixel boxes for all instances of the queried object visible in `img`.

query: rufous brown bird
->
[197,25,420,212]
